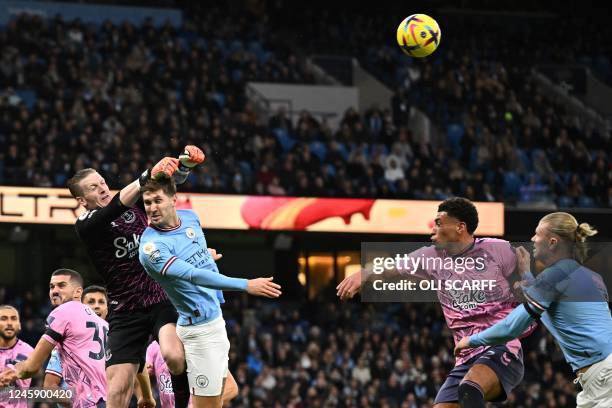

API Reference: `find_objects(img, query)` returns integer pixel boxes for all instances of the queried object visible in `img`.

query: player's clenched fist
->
[246,277,282,298]
[151,157,179,179]
[0,367,17,386]
[179,145,205,168]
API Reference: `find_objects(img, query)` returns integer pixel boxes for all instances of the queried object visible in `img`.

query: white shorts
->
[576,353,612,408]
[176,316,230,397]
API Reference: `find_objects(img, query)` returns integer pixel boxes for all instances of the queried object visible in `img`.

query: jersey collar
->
[151,218,182,232]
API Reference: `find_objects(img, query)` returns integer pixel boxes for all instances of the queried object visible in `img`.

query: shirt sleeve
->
[499,242,518,278]
[45,349,63,378]
[42,308,69,346]
[140,240,248,291]
[394,246,434,279]
[75,193,129,238]
[469,304,536,347]
[522,264,568,313]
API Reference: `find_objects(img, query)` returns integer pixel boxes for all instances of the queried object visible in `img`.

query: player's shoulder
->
[75,209,98,223]
[49,301,86,322]
[177,209,199,223]
[476,237,513,251]
[417,244,439,256]
[140,227,172,253]
[542,259,581,278]
[16,339,34,353]
[74,209,100,234]
[141,226,160,241]
[477,237,510,245]
[64,300,97,314]
[52,300,79,313]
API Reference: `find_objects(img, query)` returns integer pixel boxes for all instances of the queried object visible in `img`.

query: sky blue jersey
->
[139,209,248,326]
[471,258,612,371]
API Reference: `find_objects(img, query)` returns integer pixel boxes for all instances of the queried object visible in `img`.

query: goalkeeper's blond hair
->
[67,168,97,197]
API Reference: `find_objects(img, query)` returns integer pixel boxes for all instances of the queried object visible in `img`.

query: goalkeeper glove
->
[152,157,180,179]
[174,145,205,184]
[178,145,205,170]
[139,157,180,187]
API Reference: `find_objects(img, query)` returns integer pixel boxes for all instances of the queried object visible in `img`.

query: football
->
[396,14,441,57]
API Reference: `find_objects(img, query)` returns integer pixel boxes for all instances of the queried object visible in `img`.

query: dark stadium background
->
[0,0,610,406]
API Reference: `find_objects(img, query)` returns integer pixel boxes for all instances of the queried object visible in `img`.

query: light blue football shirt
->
[139,210,248,326]
[471,258,612,371]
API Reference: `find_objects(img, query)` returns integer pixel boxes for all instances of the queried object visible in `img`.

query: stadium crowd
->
[0,3,609,408]
[2,286,579,408]
[0,6,610,208]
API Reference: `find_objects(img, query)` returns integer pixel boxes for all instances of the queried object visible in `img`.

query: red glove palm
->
[151,157,179,179]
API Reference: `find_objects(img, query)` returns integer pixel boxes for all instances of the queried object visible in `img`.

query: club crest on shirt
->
[186,228,196,239]
[143,242,156,255]
[122,210,136,224]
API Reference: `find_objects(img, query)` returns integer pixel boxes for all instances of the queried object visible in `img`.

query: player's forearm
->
[16,337,54,379]
[173,168,190,185]
[15,360,39,379]
[469,305,535,347]
[119,179,143,207]
[43,373,62,388]
[190,268,248,291]
[134,371,154,400]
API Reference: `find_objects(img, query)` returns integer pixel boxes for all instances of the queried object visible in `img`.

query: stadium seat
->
[273,128,296,152]
[447,123,464,157]
[557,196,575,208]
[309,141,327,162]
[503,171,522,199]
[577,196,596,208]
[15,89,37,110]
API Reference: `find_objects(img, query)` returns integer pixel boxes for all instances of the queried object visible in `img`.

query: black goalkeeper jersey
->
[75,193,168,312]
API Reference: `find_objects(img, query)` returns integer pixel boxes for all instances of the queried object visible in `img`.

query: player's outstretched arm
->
[140,240,280,296]
[140,241,248,290]
[12,337,55,380]
[454,304,537,355]
[76,157,180,236]
[121,157,180,206]
[337,247,434,301]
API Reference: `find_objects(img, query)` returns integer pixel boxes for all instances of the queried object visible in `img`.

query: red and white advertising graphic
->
[0,187,504,236]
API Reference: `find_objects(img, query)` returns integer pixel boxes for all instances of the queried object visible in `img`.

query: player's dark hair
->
[438,197,479,235]
[51,268,84,288]
[141,177,177,197]
[81,285,108,303]
[67,168,97,197]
